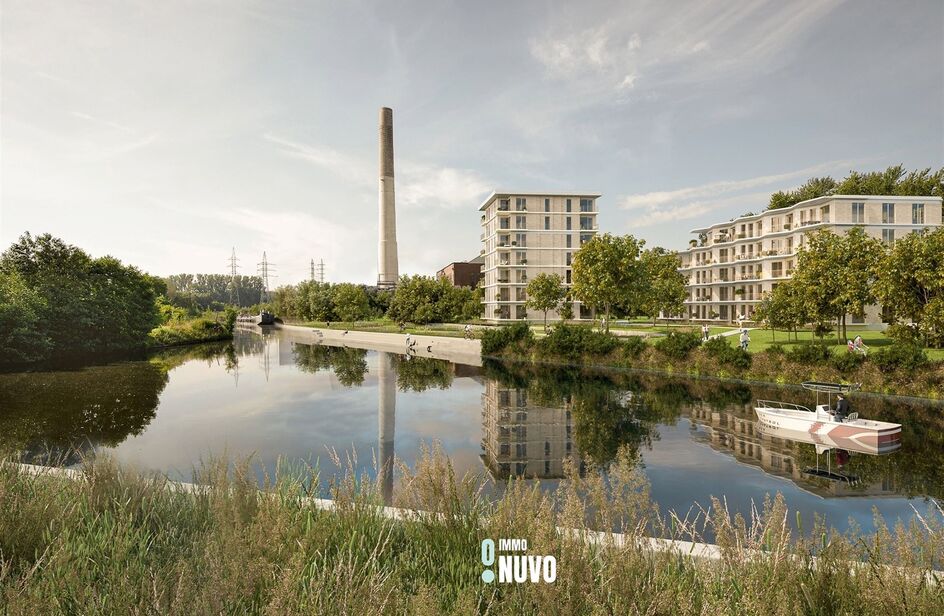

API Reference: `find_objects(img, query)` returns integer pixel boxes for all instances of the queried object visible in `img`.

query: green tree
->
[639,248,687,325]
[526,273,566,331]
[754,280,809,342]
[332,283,370,324]
[0,271,51,362]
[767,176,837,210]
[876,227,944,347]
[571,234,645,332]
[835,227,885,340]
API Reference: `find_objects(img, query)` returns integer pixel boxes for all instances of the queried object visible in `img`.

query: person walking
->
[702,324,710,341]
[739,329,750,351]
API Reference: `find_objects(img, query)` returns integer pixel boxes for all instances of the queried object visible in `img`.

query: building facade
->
[677,195,943,324]
[436,258,483,289]
[479,191,600,322]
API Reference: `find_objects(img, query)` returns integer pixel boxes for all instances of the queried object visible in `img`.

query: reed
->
[1,447,942,615]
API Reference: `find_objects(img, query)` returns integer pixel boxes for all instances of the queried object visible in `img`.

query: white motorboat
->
[755,423,901,456]
[754,382,901,453]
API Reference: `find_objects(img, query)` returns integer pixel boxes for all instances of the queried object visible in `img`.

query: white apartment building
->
[479,191,600,322]
[677,195,943,325]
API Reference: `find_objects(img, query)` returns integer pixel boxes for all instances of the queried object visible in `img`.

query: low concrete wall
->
[274,323,483,367]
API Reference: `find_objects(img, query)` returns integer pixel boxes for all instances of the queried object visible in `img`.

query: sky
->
[1,0,942,284]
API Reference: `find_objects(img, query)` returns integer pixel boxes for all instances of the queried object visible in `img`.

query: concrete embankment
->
[273,323,483,367]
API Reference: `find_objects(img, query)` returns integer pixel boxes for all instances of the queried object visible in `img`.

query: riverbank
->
[2,452,940,614]
[275,323,482,367]
[481,324,944,400]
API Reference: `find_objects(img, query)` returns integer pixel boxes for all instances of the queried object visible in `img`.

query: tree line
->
[755,227,944,347]
[165,273,265,310]
[270,274,482,324]
[767,165,943,211]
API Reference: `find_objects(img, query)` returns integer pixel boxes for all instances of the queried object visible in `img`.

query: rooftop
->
[478,190,602,211]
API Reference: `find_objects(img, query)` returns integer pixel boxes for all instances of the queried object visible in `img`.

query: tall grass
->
[1,447,942,614]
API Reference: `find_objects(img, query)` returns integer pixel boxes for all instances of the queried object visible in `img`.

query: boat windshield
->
[757,400,813,413]
[801,381,860,394]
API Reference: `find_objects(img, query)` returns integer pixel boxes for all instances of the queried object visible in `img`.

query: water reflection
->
[3,329,943,530]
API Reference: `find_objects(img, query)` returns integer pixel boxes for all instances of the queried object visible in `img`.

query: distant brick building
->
[437,258,483,288]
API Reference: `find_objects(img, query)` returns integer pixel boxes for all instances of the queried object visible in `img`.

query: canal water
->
[2,327,941,536]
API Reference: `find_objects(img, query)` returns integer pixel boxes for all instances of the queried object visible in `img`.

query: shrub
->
[766,343,785,356]
[871,343,928,373]
[655,331,702,359]
[621,336,648,359]
[538,324,619,360]
[885,323,921,345]
[787,343,831,365]
[480,322,533,355]
[702,337,751,370]
[828,350,865,373]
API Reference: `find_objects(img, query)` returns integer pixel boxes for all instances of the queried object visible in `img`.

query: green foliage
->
[571,234,646,329]
[870,344,928,373]
[480,322,533,355]
[525,273,566,330]
[885,324,921,345]
[538,324,619,360]
[701,337,751,370]
[876,227,944,347]
[558,301,574,321]
[767,166,943,211]
[766,343,785,356]
[165,273,264,309]
[828,350,865,373]
[767,176,838,210]
[786,343,831,365]
[0,233,161,363]
[621,336,648,358]
[387,275,478,325]
[332,283,371,323]
[0,271,51,363]
[639,247,687,322]
[147,317,230,348]
[654,331,701,359]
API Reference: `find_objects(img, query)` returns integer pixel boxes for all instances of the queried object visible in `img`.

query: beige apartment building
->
[677,195,943,325]
[479,191,600,322]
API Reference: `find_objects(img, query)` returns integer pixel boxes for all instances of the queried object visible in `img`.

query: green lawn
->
[711,326,944,360]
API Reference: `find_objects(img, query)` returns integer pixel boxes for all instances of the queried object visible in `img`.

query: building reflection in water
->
[479,379,585,480]
[687,403,898,498]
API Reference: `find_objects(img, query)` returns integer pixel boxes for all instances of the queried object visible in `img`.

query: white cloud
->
[619,159,857,228]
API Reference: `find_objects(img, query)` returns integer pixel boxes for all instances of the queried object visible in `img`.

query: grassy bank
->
[147,312,235,349]
[482,323,944,399]
[293,318,475,339]
[1,451,941,614]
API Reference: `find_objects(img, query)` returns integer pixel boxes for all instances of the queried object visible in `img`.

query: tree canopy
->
[525,273,566,331]
[571,234,646,330]
[766,166,944,211]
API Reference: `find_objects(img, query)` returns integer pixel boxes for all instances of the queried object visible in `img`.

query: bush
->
[702,337,752,370]
[655,331,702,359]
[538,324,619,360]
[870,343,928,373]
[766,343,785,356]
[828,350,865,373]
[621,336,648,359]
[885,323,921,345]
[480,322,533,355]
[787,343,831,365]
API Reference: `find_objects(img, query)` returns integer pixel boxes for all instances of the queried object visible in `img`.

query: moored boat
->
[754,381,901,453]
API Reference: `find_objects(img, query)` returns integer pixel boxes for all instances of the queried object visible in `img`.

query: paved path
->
[273,323,483,367]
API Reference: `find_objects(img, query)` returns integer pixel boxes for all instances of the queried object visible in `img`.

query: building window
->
[579,216,593,230]
[544,198,550,212]
[882,228,895,244]
[515,197,527,211]
[579,198,593,212]
[566,217,572,230]
[882,203,895,223]
[498,199,510,211]
[566,234,572,248]
[912,203,925,224]
[566,198,572,212]
[565,270,572,284]
[580,233,593,245]
[566,252,572,266]
[544,216,550,230]
[851,202,864,224]
[515,233,526,247]
[515,215,526,229]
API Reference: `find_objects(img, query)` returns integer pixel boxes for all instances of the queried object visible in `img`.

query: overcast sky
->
[2,0,942,284]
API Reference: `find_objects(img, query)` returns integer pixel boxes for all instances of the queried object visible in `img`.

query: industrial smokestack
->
[377,107,399,288]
